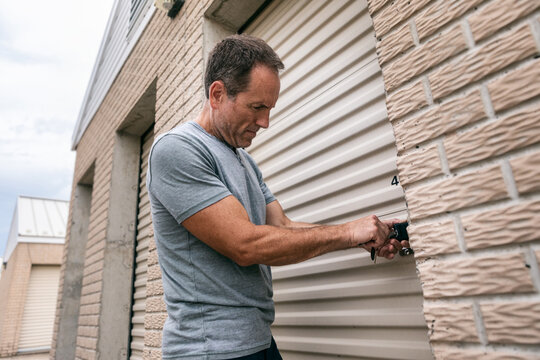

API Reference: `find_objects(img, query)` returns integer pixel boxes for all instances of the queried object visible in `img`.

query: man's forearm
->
[284,220,320,229]
[237,222,352,266]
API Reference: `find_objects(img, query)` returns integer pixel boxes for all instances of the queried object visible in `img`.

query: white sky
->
[0,1,114,256]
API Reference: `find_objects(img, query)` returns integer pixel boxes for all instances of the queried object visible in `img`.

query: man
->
[147,34,408,360]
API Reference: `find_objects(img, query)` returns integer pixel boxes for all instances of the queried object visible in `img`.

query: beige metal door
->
[129,126,154,359]
[245,0,433,358]
[18,265,61,352]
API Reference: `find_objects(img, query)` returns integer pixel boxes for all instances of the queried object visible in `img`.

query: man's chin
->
[239,136,256,148]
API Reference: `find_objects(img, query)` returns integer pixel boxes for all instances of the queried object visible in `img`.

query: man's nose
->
[256,112,270,129]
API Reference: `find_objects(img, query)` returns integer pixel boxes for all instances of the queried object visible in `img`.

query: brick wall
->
[0,245,32,357]
[368,0,540,358]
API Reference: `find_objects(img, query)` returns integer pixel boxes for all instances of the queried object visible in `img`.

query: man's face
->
[213,65,280,148]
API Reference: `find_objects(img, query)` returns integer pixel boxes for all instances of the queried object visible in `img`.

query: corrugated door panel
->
[245,0,433,359]
[129,126,154,359]
[18,265,61,351]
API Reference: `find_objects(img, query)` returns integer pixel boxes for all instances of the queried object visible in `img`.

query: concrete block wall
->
[50,1,210,359]
[367,0,540,358]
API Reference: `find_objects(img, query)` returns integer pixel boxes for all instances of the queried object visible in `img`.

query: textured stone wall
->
[367,0,540,358]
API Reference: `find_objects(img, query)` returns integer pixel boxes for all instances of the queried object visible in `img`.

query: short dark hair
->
[204,34,284,99]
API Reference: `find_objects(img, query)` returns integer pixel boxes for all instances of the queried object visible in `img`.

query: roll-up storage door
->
[18,265,61,352]
[245,1,433,359]
[129,126,154,359]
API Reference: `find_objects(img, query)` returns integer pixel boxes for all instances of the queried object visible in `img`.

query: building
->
[0,196,68,358]
[53,0,540,359]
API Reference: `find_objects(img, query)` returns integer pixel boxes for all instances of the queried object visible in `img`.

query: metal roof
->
[4,196,69,263]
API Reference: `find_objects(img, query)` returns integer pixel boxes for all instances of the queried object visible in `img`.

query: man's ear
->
[209,81,227,109]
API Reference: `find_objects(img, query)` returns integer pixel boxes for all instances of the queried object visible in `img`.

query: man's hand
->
[380,219,411,259]
[356,218,410,260]
[378,239,410,260]
[351,215,391,250]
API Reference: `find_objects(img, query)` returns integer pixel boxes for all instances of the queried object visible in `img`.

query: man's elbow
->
[231,243,259,267]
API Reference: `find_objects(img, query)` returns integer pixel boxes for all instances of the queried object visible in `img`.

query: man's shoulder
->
[155,121,195,143]
[151,122,207,153]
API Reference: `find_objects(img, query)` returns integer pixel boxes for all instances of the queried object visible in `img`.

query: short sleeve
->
[242,151,275,205]
[147,133,231,224]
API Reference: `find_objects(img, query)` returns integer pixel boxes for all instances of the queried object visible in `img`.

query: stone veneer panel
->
[481,302,540,344]
[424,303,479,342]
[147,262,162,281]
[372,0,432,37]
[396,145,442,186]
[429,24,537,100]
[445,103,540,170]
[144,313,167,330]
[406,165,508,220]
[462,200,540,249]
[143,348,162,359]
[367,0,390,15]
[408,220,460,258]
[394,89,485,152]
[377,23,414,66]
[415,0,484,41]
[418,253,534,298]
[147,248,159,266]
[468,0,540,42]
[144,329,162,347]
[145,297,167,313]
[146,279,164,297]
[488,59,540,112]
[384,25,467,92]
[431,344,539,360]
[511,151,540,194]
[386,80,427,121]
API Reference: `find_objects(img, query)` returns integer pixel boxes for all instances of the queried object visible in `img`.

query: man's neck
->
[196,103,237,152]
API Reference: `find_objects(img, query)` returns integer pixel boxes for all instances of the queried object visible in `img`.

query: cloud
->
[0,1,113,257]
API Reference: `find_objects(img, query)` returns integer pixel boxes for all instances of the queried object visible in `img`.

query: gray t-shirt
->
[147,121,276,359]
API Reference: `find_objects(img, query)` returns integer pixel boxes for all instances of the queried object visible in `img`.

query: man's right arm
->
[182,194,391,267]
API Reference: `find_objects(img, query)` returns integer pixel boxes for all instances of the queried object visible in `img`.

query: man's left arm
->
[266,200,315,228]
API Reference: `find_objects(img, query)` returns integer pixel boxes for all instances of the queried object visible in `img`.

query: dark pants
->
[228,337,282,360]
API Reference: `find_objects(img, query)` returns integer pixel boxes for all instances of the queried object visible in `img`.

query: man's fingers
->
[383,218,403,228]
[376,239,405,259]
[391,239,403,251]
